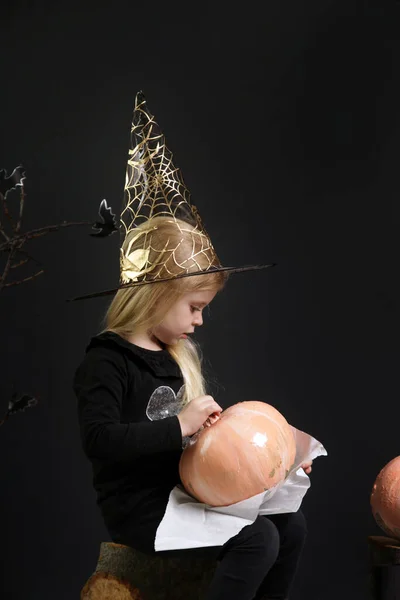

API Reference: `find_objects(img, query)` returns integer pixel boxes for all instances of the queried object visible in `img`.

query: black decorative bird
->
[8,392,38,415]
[90,199,118,237]
[0,165,26,200]
[0,390,38,427]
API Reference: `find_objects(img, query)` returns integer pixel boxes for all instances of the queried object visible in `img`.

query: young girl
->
[74,215,308,600]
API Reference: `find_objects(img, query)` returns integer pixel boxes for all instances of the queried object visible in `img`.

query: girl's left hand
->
[301,460,313,474]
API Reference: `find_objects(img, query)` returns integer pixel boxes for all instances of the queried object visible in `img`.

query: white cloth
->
[155,426,327,551]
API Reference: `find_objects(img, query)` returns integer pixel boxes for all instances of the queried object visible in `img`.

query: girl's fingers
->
[204,414,220,428]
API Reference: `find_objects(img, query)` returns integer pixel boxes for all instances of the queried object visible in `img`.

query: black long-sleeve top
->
[73,331,185,551]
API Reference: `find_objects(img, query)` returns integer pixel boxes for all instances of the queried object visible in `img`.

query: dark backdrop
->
[1,2,399,599]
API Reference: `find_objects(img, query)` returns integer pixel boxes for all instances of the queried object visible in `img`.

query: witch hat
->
[70,91,274,301]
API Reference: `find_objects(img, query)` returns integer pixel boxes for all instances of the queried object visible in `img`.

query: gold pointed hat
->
[71,92,274,301]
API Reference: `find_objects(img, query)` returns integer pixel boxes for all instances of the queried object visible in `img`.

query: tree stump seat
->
[368,536,400,600]
[81,541,218,600]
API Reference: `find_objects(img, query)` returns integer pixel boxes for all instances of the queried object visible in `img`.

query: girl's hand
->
[301,460,313,475]
[204,412,220,428]
[178,395,222,437]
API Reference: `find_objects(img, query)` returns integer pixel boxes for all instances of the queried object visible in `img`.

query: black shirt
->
[73,331,185,551]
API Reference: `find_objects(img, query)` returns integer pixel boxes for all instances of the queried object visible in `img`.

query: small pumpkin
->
[179,400,297,507]
[371,456,400,540]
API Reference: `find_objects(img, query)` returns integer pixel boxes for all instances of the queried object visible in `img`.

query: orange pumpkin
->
[179,400,297,507]
[371,456,400,540]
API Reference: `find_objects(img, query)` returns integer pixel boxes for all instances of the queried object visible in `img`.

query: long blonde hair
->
[103,216,228,403]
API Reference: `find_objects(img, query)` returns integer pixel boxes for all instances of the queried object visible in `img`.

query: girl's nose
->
[193,312,203,326]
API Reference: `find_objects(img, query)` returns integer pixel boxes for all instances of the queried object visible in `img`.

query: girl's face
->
[151,289,217,346]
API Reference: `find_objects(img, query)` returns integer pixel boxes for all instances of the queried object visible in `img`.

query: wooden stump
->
[368,536,400,600]
[81,542,218,600]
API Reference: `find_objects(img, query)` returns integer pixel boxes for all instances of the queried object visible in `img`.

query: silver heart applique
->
[146,385,190,449]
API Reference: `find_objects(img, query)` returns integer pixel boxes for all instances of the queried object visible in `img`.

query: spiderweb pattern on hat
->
[120,92,221,285]
[69,92,274,302]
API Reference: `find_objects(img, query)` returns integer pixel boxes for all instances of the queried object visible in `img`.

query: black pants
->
[156,510,307,600]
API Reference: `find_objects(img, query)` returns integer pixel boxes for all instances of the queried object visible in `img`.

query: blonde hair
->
[103,216,228,403]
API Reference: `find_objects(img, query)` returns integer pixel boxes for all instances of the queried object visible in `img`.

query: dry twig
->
[0,165,117,292]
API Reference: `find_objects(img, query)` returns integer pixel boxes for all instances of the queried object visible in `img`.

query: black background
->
[1,2,399,598]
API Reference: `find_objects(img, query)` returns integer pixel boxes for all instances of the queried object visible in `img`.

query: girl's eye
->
[191,306,200,312]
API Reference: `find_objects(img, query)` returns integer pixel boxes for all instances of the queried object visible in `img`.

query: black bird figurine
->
[0,165,26,200]
[91,199,118,237]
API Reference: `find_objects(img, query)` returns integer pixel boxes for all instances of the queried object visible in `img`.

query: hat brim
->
[68,263,276,302]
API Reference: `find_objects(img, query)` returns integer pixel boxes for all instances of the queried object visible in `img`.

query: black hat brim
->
[68,264,276,302]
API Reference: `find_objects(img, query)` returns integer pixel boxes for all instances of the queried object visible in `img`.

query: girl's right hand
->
[177,395,223,437]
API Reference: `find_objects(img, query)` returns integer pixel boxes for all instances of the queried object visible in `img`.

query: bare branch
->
[0,246,17,292]
[15,185,25,233]
[11,258,29,269]
[1,192,16,230]
[24,219,92,239]
[3,269,44,287]
[0,221,10,242]
[14,248,42,266]
[0,169,114,292]
[0,219,93,291]
[0,220,92,254]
